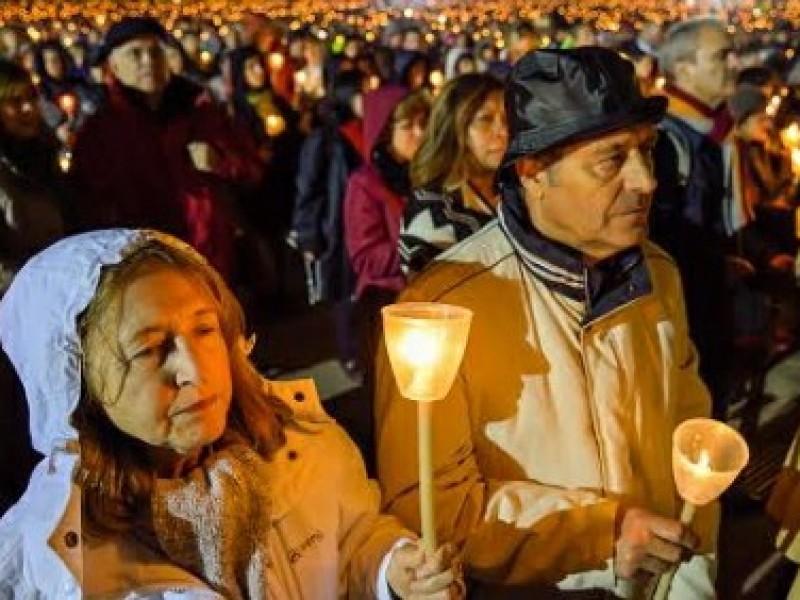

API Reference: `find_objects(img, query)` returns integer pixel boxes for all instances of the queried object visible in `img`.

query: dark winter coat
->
[70,75,263,278]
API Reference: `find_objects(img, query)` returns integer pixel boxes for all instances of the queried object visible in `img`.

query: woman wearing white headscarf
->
[0,229,462,599]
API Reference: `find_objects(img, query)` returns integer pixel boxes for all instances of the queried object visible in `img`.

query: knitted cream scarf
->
[150,443,273,600]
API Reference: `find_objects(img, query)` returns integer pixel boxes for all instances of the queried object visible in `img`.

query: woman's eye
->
[132,346,158,360]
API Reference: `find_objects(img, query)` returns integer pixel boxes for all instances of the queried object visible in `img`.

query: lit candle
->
[791,149,800,180]
[654,419,749,600]
[58,93,77,117]
[382,303,472,554]
[268,52,284,71]
[265,113,286,137]
[429,69,444,89]
[782,123,800,149]
[58,149,72,173]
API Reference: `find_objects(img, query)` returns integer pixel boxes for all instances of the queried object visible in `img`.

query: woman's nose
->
[172,337,200,387]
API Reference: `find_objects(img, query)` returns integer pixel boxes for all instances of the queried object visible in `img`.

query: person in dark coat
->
[290,69,368,374]
[70,17,263,280]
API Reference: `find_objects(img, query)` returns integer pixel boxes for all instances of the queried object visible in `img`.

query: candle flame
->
[398,328,442,368]
[782,123,800,149]
[696,449,712,474]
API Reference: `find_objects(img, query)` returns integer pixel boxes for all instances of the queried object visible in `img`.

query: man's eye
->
[597,155,624,170]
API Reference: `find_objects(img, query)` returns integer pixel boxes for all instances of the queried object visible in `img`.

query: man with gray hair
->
[376,47,717,598]
[650,17,737,420]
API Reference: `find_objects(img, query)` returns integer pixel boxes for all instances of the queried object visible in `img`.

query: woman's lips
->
[171,395,216,418]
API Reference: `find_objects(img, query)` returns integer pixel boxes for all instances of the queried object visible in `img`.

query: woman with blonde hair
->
[400,73,507,275]
[0,229,463,599]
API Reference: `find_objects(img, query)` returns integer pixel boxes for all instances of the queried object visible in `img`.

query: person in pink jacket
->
[343,84,429,457]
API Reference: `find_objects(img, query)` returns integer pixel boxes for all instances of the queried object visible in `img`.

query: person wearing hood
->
[69,17,264,281]
[343,84,429,466]
[32,40,100,146]
[0,58,64,297]
[0,228,464,599]
[224,44,302,308]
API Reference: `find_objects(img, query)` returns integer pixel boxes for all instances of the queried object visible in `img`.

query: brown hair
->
[375,88,431,151]
[0,58,32,103]
[73,241,290,534]
[410,73,504,191]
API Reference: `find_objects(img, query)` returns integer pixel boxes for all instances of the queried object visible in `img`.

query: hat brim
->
[500,95,668,169]
[92,28,169,66]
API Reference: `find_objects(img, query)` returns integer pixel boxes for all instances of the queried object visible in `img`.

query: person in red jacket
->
[343,84,429,465]
[70,17,263,280]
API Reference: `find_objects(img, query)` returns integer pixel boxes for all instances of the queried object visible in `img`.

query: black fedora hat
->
[93,17,170,65]
[501,47,667,167]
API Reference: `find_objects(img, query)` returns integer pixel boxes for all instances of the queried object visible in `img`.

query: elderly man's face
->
[519,124,657,262]
[108,35,170,99]
[678,27,736,107]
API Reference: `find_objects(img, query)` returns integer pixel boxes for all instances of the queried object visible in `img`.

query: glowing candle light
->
[653,419,748,600]
[268,52,284,70]
[791,148,800,178]
[265,113,285,137]
[383,303,472,554]
[782,123,800,149]
[58,93,77,117]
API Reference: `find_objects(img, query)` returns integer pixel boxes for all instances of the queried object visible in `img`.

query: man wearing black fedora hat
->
[376,47,716,597]
[69,17,263,280]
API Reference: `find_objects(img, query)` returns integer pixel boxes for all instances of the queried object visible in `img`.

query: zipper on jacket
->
[581,263,608,495]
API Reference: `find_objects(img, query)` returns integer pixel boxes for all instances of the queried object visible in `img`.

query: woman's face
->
[243,55,266,89]
[99,267,233,458]
[0,84,42,139]
[466,90,508,174]
[43,48,65,80]
[455,55,477,76]
[165,45,185,75]
[390,110,427,164]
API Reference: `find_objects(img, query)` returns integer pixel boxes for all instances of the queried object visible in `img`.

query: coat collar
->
[498,189,653,325]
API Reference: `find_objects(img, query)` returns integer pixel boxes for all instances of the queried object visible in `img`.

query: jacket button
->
[287,450,298,461]
[64,531,79,548]
[293,391,305,402]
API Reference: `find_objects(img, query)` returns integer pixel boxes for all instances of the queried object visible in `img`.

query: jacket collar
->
[498,188,653,325]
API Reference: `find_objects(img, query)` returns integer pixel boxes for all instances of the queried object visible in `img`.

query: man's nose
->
[624,151,656,195]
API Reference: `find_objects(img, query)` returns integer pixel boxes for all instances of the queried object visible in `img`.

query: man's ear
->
[673,59,693,87]
[106,53,119,79]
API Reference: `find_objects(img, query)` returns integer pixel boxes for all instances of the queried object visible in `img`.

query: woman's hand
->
[386,542,465,599]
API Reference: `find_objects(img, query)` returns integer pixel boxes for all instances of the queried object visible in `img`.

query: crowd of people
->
[0,6,799,598]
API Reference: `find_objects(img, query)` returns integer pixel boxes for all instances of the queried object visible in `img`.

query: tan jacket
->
[4,379,408,599]
[376,222,718,597]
